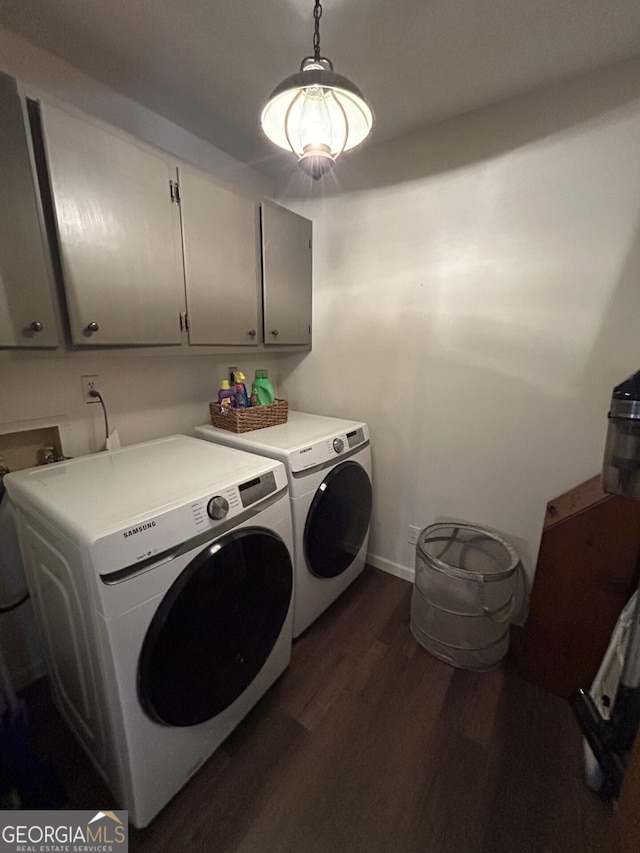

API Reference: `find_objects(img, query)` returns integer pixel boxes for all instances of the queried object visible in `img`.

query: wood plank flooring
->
[20,567,620,852]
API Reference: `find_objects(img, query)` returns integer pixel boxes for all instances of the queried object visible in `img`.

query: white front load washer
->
[4,435,293,827]
[195,412,372,637]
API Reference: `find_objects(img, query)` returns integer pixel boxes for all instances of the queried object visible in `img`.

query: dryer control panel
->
[347,427,365,449]
[290,424,369,473]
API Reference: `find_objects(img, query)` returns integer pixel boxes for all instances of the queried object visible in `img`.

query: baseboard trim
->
[366,553,415,583]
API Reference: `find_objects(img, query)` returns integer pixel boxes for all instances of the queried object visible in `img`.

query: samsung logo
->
[299,447,313,454]
[123,521,157,539]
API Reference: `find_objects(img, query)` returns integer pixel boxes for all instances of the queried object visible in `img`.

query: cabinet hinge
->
[169,180,181,204]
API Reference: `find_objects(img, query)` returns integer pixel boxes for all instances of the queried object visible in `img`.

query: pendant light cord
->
[313,0,322,60]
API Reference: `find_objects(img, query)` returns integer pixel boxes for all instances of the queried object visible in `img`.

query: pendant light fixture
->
[261,0,373,180]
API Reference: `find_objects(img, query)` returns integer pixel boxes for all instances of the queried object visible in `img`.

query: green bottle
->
[251,369,275,406]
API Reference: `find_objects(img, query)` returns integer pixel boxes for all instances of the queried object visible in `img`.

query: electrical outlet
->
[81,374,100,404]
[408,525,421,546]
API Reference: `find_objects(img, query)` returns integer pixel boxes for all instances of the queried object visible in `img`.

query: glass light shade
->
[261,63,373,178]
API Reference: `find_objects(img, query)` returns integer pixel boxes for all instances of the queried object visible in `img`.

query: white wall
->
[276,57,640,583]
[0,353,293,457]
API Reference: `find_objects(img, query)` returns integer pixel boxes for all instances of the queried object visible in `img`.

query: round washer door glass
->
[138,528,292,727]
[304,460,372,579]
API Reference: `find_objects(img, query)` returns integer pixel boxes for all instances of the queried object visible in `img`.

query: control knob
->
[207,495,229,520]
[333,437,344,454]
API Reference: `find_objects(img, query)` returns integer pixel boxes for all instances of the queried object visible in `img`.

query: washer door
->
[304,460,372,579]
[138,527,292,727]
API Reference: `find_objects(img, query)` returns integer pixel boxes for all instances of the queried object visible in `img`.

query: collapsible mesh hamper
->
[410,522,522,671]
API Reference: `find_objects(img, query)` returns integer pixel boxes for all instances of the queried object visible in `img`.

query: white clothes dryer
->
[4,435,293,827]
[195,412,372,637]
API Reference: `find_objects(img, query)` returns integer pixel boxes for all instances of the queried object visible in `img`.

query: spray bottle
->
[231,370,250,408]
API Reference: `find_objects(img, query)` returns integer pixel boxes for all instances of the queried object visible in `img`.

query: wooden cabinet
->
[0,73,58,349]
[617,728,640,851]
[179,166,260,347]
[516,475,640,698]
[39,102,184,346]
[261,201,312,347]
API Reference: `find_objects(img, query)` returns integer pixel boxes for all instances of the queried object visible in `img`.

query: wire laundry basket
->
[410,522,524,671]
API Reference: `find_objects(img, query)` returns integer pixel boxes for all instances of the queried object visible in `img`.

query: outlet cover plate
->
[81,375,100,403]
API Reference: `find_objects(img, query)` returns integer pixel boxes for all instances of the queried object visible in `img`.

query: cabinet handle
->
[271,329,279,337]
[86,322,100,333]
[29,321,43,332]
[248,329,257,338]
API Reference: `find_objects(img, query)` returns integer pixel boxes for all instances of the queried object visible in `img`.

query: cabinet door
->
[179,167,259,346]
[39,103,184,346]
[261,202,312,346]
[0,74,58,348]
[516,476,640,698]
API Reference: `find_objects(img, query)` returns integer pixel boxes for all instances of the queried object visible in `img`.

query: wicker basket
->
[208,399,288,433]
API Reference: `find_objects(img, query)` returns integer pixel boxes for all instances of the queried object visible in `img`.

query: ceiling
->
[2,0,640,179]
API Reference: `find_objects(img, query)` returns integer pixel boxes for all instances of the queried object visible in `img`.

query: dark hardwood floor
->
[20,567,619,852]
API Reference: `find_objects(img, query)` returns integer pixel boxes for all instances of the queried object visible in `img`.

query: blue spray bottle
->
[231,370,250,408]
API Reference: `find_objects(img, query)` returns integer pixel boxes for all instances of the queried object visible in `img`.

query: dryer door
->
[138,527,292,726]
[304,460,373,579]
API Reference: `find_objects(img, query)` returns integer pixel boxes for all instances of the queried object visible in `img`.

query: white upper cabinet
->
[178,167,260,346]
[261,201,312,347]
[10,89,312,353]
[0,74,58,348]
[39,103,184,346]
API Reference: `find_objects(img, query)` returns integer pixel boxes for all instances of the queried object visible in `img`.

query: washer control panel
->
[333,437,345,454]
[95,465,284,576]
